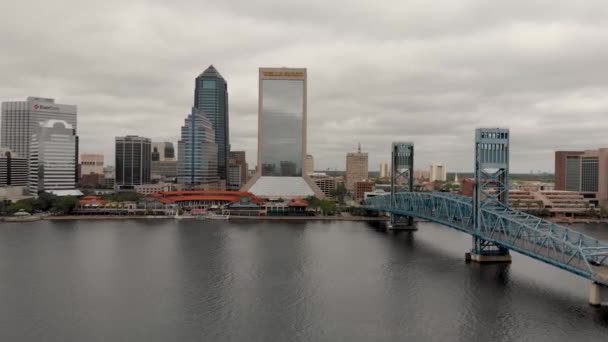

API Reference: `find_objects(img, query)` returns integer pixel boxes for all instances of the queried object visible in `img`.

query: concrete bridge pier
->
[465,250,512,263]
[589,282,608,307]
[389,214,417,231]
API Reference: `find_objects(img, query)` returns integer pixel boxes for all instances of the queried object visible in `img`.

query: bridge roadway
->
[364,192,608,287]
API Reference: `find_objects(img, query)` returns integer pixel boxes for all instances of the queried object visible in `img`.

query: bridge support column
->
[389,214,417,231]
[466,237,511,263]
[589,282,608,307]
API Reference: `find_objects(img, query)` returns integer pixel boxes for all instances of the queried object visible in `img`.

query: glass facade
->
[581,157,599,192]
[565,156,580,191]
[260,79,304,177]
[115,136,151,186]
[194,66,229,181]
[177,109,218,187]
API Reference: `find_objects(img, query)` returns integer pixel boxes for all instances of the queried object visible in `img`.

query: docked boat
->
[205,213,230,220]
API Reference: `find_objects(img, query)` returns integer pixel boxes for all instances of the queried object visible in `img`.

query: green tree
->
[8,198,35,214]
[330,183,347,204]
[51,196,79,214]
[34,192,57,211]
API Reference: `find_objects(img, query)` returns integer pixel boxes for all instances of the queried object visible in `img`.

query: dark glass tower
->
[194,65,229,182]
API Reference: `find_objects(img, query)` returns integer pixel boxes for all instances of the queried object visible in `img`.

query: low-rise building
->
[354,180,374,201]
[310,172,337,198]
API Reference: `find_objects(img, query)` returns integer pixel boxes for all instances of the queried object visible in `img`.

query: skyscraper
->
[304,154,314,175]
[151,142,175,161]
[229,150,248,185]
[242,67,324,198]
[1,97,77,160]
[177,109,219,188]
[379,161,389,179]
[194,65,229,182]
[555,149,608,206]
[115,135,151,188]
[29,120,78,195]
[346,144,368,190]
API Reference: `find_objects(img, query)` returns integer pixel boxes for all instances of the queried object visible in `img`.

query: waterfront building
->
[430,164,447,182]
[555,149,608,206]
[310,172,336,198]
[28,120,78,195]
[354,180,374,201]
[345,144,368,190]
[151,142,176,162]
[229,151,248,185]
[242,67,324,199]
[304,155,314,175]
[379,161,389,179]
[177,109,219,189]
[1,97,77,160]
[194,65,229,181]
[115,135,151,189]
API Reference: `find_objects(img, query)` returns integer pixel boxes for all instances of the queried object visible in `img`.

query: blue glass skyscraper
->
[177,108,218,187]
[194,65,229,182]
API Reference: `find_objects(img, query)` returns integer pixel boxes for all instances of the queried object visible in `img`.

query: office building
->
[242,67,324,198]
[29,120,78,195]
[151,160,177,181]
[346,144,368,190]
[227,161,242,191]
[0,148,28,187]
[177,109,219,188]
[310,172,337,198]
[430,164,447,182]
[81,154,104,176]
[151,142,176,161]
[379,161,389,179]
[414,169,430,180]
[555,149,608,206]
[354,180,374,201]
[103,166,115,189]
[115,135,151,188]
[229,151,248,186]
[1,97,77,160]
[304,155,314,175]
[194,65,229,181]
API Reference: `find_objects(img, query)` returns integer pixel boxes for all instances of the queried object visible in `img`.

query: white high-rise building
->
[379,161,389,179]
[304,154,314,175]
[1,97,77,160]
[430,164,447,182]
[29,120,77,195]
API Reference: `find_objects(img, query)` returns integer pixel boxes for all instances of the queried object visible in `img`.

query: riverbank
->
[4,215,389,222]
[549,217,608,224]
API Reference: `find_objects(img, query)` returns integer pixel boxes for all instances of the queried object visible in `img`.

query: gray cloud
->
[2,0,608,173]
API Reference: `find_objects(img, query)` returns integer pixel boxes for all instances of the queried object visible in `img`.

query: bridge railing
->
[364,192,608,280]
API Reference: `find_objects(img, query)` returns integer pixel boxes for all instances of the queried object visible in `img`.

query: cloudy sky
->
[2,0,607,173]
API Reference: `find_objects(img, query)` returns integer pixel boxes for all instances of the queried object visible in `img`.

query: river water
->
[0,219,607,341]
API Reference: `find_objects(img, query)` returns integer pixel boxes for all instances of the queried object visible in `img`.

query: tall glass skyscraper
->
[194,65,229,182]
[242,68,324,198]
[177,108,219,188]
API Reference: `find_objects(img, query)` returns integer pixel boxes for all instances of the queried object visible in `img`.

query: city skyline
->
[3,2,608,173]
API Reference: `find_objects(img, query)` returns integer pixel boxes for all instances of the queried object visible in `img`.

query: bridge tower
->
[467,128,512,263]
[390,142,415,229]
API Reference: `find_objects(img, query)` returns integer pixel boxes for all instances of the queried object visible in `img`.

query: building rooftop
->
[248,176,316,198]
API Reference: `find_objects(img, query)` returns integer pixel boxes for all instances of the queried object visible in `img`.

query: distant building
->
[115,135,151,189]
[1,97,77,161]
[134,182,175,195]
[379,161,389,179]
[346,144,368,190]
[304,155,314,175]
[177,109,219,189]
[0,148,27,187]
[194,65,229,181]
[414,169,430,180]
[310,173,337,198]
[81,154,104,175]
[29,120,78,195]
[242,67,324,198]
[354,180,374,201]
[151,160,177,181]
[151,142,175,162]
[229,151,248,186]
[103,166,115,189]
[555,149,608,206]
[227,161,242,191]
[430,164,447,182]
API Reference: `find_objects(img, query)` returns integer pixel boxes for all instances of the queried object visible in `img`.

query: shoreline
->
[8,215,390,222]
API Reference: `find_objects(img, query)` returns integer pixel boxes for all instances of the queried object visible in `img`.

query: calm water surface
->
[0,219,607,341]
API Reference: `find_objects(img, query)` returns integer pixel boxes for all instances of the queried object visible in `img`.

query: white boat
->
[206,213,230,220]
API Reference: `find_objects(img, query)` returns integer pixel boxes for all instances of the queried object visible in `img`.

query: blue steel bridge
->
[363,129,608,306]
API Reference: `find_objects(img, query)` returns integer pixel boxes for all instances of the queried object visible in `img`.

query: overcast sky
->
[2,1,607,173]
